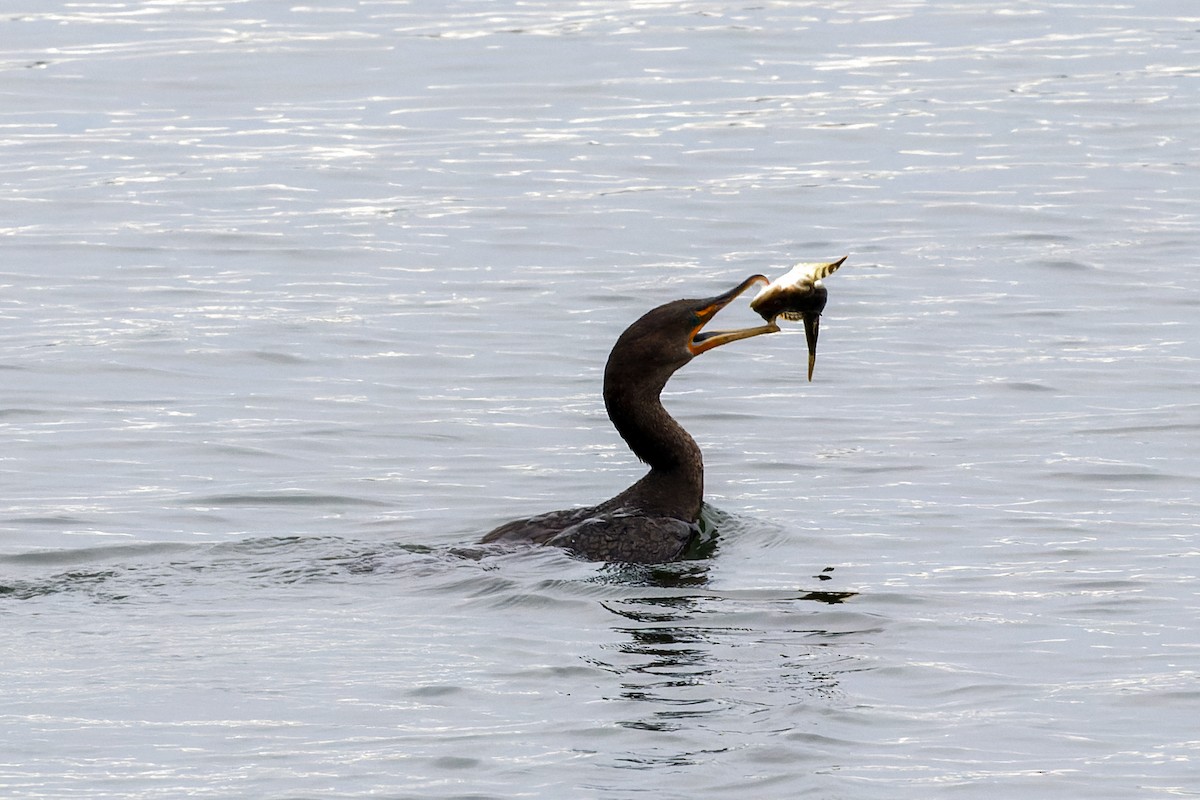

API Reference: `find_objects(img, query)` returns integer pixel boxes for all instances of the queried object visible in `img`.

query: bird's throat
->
[603,386,704,520]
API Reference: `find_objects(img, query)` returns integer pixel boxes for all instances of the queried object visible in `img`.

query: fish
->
[749,256,847,381]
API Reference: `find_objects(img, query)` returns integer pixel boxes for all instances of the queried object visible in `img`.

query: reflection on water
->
[596,583,860,739]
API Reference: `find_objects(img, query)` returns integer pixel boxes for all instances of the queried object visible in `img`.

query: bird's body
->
[750,256,847,381]
[483,506,699,564]
[749,256,846,323]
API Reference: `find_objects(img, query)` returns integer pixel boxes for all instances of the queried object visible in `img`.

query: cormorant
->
[482,269,834,564]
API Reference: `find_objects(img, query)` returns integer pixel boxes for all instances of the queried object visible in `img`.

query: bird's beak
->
[688,275,781,356]
[802,311,820,382]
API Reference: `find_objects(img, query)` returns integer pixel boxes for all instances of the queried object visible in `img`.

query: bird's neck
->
[603,377,704,520]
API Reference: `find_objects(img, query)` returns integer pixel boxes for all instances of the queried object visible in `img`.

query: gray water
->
[2,1,1198,797]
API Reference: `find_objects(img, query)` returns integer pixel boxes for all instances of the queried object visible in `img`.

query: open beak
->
[688,275,781,356]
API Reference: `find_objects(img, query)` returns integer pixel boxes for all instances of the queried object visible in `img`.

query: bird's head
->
[606,275,779,386]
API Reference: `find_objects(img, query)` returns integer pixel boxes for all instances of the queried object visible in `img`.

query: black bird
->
[482,274,791,563]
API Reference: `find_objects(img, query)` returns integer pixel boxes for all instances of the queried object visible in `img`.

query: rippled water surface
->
[3,2,1198,797]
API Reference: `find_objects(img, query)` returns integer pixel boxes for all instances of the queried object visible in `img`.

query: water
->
[2,1,1198,797]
